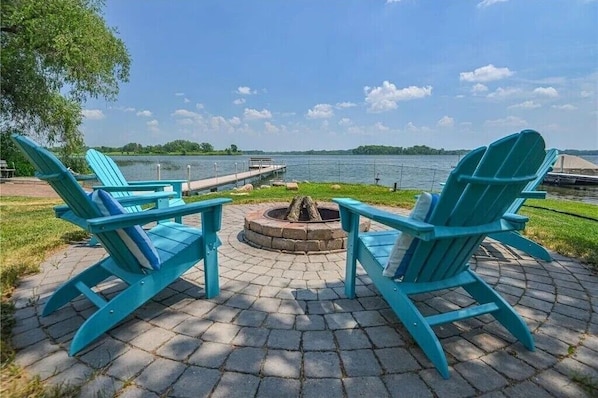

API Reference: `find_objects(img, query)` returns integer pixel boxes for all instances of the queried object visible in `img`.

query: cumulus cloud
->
[147,119,159,132]
[264,121,280,133]
[477,0,508,8]
[196,103,205,110]
[229,116,241,126]
[237,86,256,95]
[364,81,432,113]
[244,108,272,120]
[335,102,357,109]
[233,98,246,105]
[487,87,522,99]
[136,110,152,117]
[172,109,202,119]
[374,122,389,131]
[484,116,527,127]
[437,116,455,127]
[338,118,353,127]
[306,104,334,119]
[471,83,488,94]
[552,104,577,110]
[581,90,593,98]
[509,101,541,109]
[533,87,559,97]
[81,109,105,120]
[460,64,514,83]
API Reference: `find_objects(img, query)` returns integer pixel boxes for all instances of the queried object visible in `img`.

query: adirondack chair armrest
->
[73,173,97,181]
[129,179,185,196]
[520,190,546,199]
[129,179,186,185]
[112,192,176,206]
[92,184,171,192]
[431,215,528,239]
[86,198,232,233]
[333,198,435,237]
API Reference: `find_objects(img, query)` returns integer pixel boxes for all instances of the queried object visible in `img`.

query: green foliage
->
[352,144,465,155]
[1,0,130,170]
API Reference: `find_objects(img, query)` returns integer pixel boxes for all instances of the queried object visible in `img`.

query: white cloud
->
[146,119,159,132]
[171,109,202,119]
[335,102,357,109]
[136,110,152,117]
[338,118,353,127]
[306,104,334,119]
[374,122,389,131]
[81,109,105,120]
[509,100,541,109]
[477,0,508,8]
[264,121,280,133]
[533,86,559,97]
[484,116,527,127]
[233,98,246,105]
[460,64,514,82]
[471,83,488,94]
[244,108,272,120]
[364,81,432,113]
[437,116,455,127]
[552,104,577,110]
[196,103,204,110]
[237,86,256,95]
[229,116,241,126]
[174,92,185,96]
[581,90,593,98]
[487,87,522,98]
[122,107,136,112]
[184,98,191,103]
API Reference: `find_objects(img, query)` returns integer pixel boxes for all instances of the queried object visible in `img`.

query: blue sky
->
[81,0,598,151]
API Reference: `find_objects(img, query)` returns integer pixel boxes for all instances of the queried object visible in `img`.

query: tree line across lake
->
[94,140,472,156]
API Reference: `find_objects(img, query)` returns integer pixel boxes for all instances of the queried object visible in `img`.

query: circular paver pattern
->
[10,203,598,397]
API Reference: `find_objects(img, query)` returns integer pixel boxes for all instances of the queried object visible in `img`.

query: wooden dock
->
[544,172,598,186]
[182,164,286,194]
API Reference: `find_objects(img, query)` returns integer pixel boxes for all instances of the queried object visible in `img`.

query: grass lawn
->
[0,183,596,396]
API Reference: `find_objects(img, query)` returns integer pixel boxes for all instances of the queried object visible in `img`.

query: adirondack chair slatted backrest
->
[12,136,148,273]
[505,148,558,215]
[85,149,144,213]
[403,130,545,283]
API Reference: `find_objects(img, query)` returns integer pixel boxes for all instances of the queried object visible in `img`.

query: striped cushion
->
[91,189,161,271]
[383,192,439,279]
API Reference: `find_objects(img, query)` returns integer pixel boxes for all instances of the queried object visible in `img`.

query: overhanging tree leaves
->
[1,0,130,172]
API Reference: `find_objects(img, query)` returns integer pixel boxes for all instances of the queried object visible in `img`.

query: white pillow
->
[91,190,161,271]
[383,192,439,279]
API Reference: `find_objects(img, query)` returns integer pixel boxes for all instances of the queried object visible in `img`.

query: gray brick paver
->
[9,204,598,398]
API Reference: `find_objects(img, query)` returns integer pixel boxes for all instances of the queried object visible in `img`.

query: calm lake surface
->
[113,154,598,204]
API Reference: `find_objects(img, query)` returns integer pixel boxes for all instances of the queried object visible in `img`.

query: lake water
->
[113,154,598,204]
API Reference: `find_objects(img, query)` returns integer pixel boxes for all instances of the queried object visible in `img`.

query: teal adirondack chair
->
[86,148,186,214]
[334,130,545,379]
[13,135,231,355]
[488,148,558,261]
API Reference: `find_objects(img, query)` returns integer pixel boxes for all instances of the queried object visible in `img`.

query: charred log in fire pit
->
[284,196,322,222]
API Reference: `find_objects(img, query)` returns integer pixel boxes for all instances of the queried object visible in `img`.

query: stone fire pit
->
[243,196,370,254]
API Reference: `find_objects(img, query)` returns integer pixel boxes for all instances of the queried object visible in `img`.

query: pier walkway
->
[184,164,286,194]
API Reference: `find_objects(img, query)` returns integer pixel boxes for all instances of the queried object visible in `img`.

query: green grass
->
[0,183,596,395]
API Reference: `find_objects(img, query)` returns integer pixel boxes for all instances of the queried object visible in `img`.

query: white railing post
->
[157,163,161,180]
[187,165,191,191]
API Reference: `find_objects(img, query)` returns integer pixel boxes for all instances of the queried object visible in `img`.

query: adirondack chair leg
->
[42,261,112,316]
[395,292,451,379]
[202,209,223,299]
[343,215,361,299]
[489,231,552,262]
[69,257,202,355]
[463,271,535,351]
